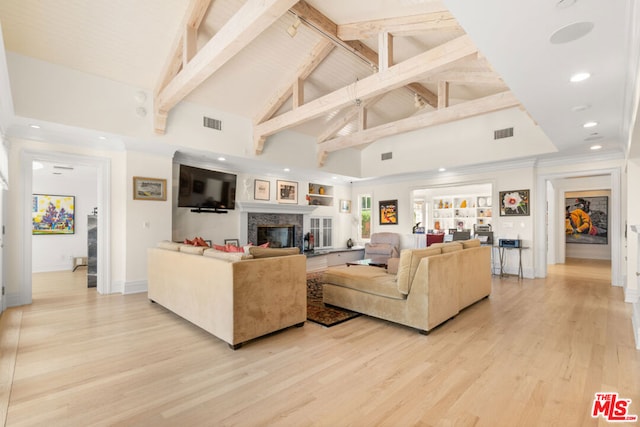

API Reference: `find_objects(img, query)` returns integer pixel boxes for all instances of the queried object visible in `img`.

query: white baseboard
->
[625,286,640,304]
[124,280,147,295]
[632,302,640,350]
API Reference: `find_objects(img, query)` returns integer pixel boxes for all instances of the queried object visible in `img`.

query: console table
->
[496,245,528,279]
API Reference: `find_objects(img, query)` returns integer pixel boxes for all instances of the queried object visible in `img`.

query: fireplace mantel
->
[236,201,317,214]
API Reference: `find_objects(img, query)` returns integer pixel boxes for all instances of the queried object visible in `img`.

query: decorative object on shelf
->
[319,186,325,195]
[32,194,75,235]
[133,176,167,201]
[478,197,487,207]
[346,238,354,248]
[254,179,270,201]
[565,196,608,244]
[412,222,421,233]
[339,199,351,213]
[438,199,443,209]
[460,199,467,208]
[276,180,298,204]
[224,239,240,247]
[499,189,530,216]
[379,199,398,225]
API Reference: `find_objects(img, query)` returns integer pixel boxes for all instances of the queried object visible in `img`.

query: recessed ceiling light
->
[98,136,107,140]
[283,168,290,172]
[570,72,591,82]
[571,104,591,112]
[583,121,598,128]
[550,22,594,44]
[556,0,577,8]
[29,124,41,129]
[217,157,226,161]
[438,167,446,172]
[590,144,602,150]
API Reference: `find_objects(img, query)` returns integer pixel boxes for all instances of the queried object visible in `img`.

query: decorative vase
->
[347,238,353,248]
[319,186,325,195]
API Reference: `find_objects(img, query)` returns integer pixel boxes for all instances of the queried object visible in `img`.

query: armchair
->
[364,232,401,262]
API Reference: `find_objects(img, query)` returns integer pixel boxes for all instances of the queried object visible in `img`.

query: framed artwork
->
[276,180,298,204]
[224,239,240,247]
[340,199,351,213]
[32,194,75,235]
[133,176,167,201]
[379,199,398,225]
[566,196,608,244]
[499,189,529,216]
[254,179,270,201]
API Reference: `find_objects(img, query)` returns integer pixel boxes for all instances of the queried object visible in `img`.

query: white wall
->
[353,163,536,277]
[123,150,173,293]
[32,167,97,272]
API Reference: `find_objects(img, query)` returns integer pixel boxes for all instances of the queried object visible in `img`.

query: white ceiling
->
[0,0,638,180]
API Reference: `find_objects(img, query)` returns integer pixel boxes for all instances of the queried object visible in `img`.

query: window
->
[359,194,372,240]
[310,217,333,249]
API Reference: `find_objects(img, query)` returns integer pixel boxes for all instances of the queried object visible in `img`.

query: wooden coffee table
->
[346,258,388,268]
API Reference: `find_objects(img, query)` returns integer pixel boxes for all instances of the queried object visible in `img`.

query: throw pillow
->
[225,244,244,253]
[156,240,182,251]
[259,242,270,248]
[213,243,227,251]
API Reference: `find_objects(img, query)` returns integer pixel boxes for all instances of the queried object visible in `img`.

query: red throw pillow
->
[194,237,210,247]
[259,242,270,248]
[184,238,194,245]
[213,243,227,251]
[225,244,244,253]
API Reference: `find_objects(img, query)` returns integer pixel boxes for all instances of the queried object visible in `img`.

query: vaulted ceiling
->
[1,0,638,178]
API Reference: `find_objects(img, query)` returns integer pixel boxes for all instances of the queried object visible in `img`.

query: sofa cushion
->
[396,247,442,294]
[249,247,300,258]
[462,239,481,249]
[156,240,182,251]
[179,245,207,255]
[440,242,463,253]
[322,266,405,299]
[203,249,253,262]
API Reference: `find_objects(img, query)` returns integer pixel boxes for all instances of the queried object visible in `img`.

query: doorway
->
[19,150,111,305]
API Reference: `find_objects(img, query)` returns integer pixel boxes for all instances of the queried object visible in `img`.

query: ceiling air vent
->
[53,165,74,170]
[381,152,393,161]
[494,127,514,140]
[203,116,222,131]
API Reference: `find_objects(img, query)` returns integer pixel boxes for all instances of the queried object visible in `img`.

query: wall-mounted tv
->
[178,164,237,210]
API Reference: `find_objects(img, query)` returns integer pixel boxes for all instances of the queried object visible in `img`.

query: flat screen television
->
[178,164,237,210]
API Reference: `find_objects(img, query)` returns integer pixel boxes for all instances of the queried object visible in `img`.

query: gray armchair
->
[364,232,401,262]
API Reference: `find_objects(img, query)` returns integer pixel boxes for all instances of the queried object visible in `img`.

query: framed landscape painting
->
[32,194,75,235]
[133,176,167,201]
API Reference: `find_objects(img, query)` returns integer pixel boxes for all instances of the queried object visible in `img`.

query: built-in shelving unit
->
[308,183,333,207]
[432,195,492,232]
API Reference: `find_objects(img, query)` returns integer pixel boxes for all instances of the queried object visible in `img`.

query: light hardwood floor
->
[0,259,638,426]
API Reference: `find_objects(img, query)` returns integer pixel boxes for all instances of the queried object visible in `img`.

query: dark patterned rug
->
[307,272,360,327]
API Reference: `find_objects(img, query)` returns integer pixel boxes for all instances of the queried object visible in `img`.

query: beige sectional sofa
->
[321,239,491,334]
[147,242,306,349]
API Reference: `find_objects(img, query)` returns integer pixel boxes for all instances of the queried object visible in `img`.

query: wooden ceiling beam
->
[253,39,334,125]
[337,11,462,40]
[254,35,478,152]
[422,70,505,86]
[154,0,212,134]
[317,91,520,162]
[154,0,298,134]
[317,94,385,143]
[290,1,438,107]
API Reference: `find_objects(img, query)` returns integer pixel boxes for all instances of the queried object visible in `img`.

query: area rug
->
[307,272,360,327]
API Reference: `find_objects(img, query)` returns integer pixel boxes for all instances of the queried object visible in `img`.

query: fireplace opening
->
[257,225,295,248]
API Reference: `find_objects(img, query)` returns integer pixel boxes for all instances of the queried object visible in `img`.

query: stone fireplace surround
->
[237,202,317,251]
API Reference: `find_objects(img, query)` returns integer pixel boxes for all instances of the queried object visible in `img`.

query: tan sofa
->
[321,240,491,334]
[147,243,306,349]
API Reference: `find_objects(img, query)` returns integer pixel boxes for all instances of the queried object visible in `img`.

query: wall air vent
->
[381,152,393,161]
[203,116,222,131]
[494,127,514,140]
[53,165,74,170]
